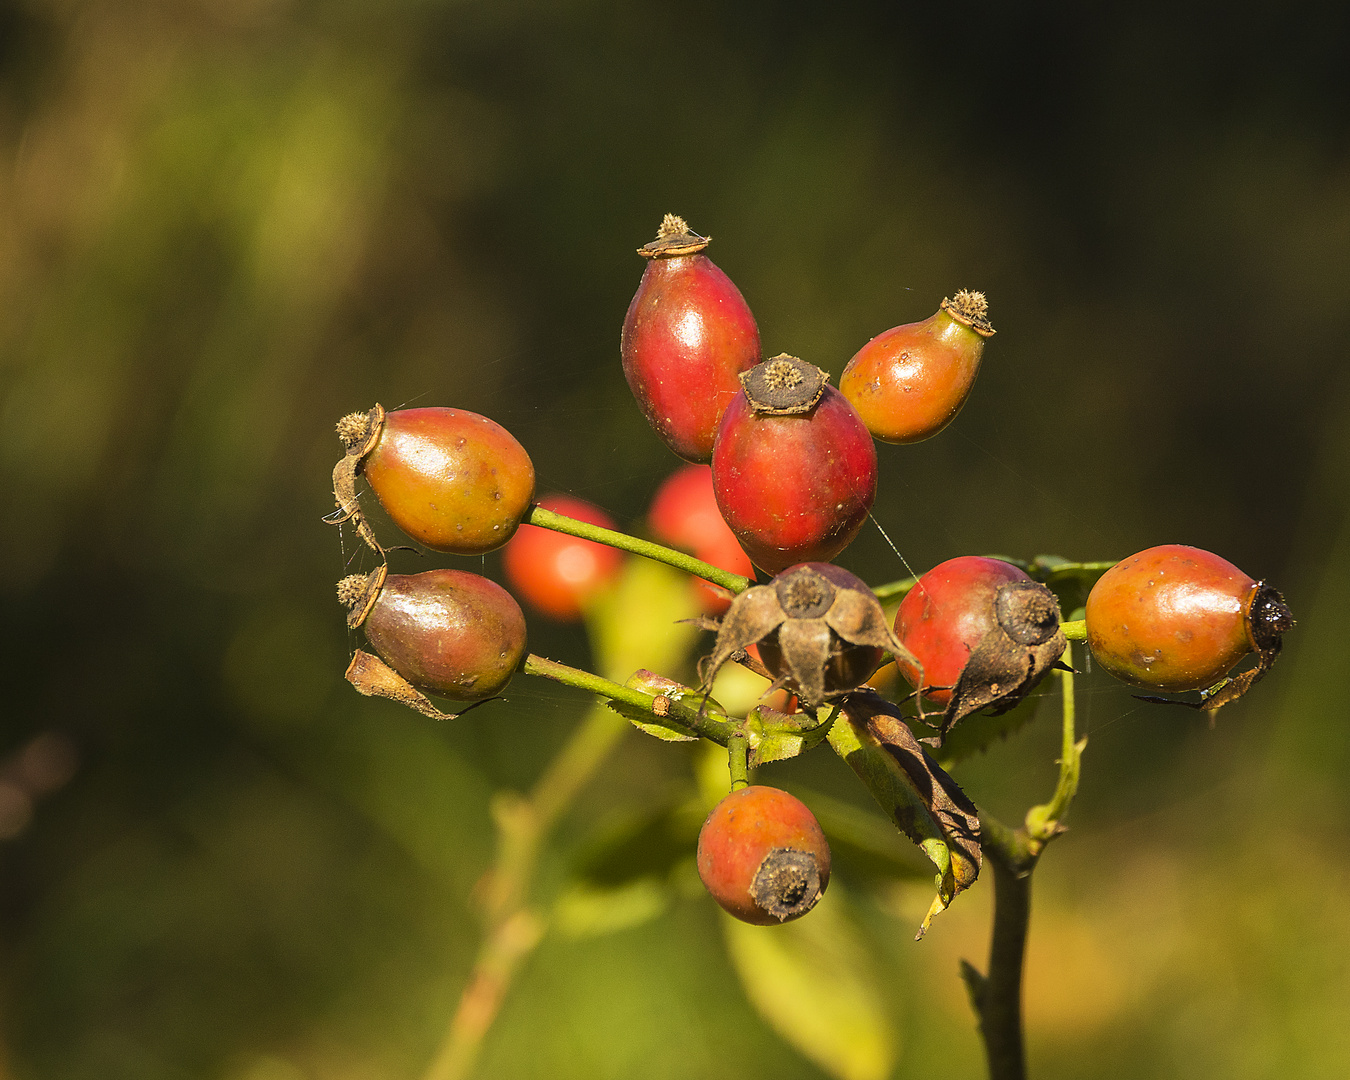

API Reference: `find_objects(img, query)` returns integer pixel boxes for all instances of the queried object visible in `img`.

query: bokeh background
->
[3,1,1350,1077]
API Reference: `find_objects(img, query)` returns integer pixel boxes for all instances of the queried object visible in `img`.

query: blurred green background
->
[3,1,1350,1077]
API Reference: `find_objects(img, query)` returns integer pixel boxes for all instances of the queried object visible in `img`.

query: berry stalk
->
[526,505,753,594]
[521,653,741,744]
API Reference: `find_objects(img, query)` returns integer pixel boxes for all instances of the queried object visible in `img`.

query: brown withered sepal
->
[700,563,923,708]
[928,579,1066,747]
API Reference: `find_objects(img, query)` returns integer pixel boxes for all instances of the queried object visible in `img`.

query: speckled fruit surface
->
[362,407,534,554]
[1085,545,1257,692]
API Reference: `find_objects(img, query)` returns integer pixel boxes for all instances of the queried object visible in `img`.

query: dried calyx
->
[637,213,712,258]
[327,403,387,557]
[941,289,996,337]
[750,849,824,921]
[926,578,1066,746]
[335,565,387,629]
[739,354,829,416]
[701,563,922,708]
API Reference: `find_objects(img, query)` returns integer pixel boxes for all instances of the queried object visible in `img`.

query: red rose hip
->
[338,567,527,701]
[621,215,761,462]
[712,355,877,575]
[336,405,535,554]
[840,290,994,444]
[895,556,1065,742]
[1085,544,1293,695]
[697,785,831,925]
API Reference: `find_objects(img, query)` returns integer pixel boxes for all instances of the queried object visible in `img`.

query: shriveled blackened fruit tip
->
[739,355,828,415]
[941,290,996,337]
[774,566,836,619]
[995,580,1061,645]
[1247,582,1295,653]
[749,848,824,921]
[637,213,712,258]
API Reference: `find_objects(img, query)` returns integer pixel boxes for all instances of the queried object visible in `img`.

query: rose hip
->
[712,355,877,575]
[840,291,994,444]
[1085,544,1293,697]
[697,785,831,925]
[621,215,761,462]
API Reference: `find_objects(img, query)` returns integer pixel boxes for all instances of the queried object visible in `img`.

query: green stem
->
[1025,641,1086,846]
[727,733,750,789]
[521,653,739,744]
[528,505,753,594]
[964,642,1086,1080]
[1061,619,1086,641]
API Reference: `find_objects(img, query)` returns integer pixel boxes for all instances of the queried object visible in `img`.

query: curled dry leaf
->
[832,689,980,938]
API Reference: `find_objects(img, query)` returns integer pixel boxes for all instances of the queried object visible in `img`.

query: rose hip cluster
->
[325,213,1293,925]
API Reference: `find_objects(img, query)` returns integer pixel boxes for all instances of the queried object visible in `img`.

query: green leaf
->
[746,703,834,767]
[722,885,896,1080]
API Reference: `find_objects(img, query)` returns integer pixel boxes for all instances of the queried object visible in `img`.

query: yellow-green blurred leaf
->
[586,558,702,681]
[722,886,897,1080]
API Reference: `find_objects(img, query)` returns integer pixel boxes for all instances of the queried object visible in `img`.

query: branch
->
[527,505,752,594]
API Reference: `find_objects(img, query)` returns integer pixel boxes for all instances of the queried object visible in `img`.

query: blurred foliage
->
[2,0,1350,1077]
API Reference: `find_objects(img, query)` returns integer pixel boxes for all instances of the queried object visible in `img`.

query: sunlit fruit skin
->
[1085,545,1261,693]
[696,785,831,925]
[712,380,877,575]
[840,293,994,444]
[362,407,535,554]
[621,217,761,463]
[362,569,527,701]
[894,557,1033,704]
[648,463,755,614]
[501,494,624,621]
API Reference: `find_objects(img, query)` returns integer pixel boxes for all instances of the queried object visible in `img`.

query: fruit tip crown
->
[739,354,828,415]
[638,213,712,258]
[336,411,371,449]
[942,290,995,337]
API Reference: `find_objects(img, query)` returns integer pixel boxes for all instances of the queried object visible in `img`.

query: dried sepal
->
[344,649,453,720]
[924,579,1066,747]
[700,563,924,708]
[325,403,386,558]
